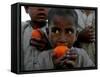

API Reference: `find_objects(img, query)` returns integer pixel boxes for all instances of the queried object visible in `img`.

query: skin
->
[25,7,48,23]
[78,10,95,43]
[49,15,77,48]
[48,15,78,68]
[78,26,95,43]
[24,7,49,50]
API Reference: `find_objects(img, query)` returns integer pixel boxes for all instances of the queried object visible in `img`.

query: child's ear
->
[24,6,29,13]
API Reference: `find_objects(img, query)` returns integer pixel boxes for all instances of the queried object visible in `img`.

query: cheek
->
[29,12,36,19]
[28,9,37,18]
[45,10,49,15]
[49,34,58,45]
[50,34,57,41]
[67,35,77,44]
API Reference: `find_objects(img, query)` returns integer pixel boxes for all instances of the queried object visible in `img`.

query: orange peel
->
[53,46,69,58]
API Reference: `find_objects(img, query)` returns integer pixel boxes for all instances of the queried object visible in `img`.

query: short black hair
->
[48,8,78,28]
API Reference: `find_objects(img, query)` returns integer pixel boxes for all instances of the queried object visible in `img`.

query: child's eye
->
[65,29,74,35]
[51,27,60,34]
[55,30,60,34]
[68,31,73,34]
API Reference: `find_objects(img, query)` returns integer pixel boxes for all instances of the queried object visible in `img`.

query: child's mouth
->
[37,13,46,18]
[55,42,68,47]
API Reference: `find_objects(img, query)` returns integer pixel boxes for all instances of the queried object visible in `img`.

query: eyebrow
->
[51,27,61,31]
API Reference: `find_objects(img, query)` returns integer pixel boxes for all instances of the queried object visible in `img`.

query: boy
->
[75,9,95,63]
[37,8,94,70]
[21,6,50,70]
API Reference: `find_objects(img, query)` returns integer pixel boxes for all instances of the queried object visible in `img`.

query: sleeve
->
[21,21,39,70]
[37,51,54,70]
[80,48,95,67]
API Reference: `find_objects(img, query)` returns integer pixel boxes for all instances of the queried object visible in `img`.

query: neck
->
[31,21,47,29]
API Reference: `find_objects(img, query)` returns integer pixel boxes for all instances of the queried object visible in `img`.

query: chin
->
[37,19,46,22]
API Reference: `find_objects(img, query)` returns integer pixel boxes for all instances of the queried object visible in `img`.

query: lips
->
[37,13,46,18]
[55,42,68,47]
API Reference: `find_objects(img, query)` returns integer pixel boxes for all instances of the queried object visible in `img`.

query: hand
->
[53,51,77,69]
[30,30,52,51]
[78,26,95,43]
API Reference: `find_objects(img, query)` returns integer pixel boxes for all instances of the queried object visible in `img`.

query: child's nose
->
[59,33,67,43]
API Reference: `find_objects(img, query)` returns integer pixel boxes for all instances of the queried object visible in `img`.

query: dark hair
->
[48,8,78,28]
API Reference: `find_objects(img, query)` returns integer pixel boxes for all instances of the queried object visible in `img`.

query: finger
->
[66,60,76,66]
[90,35,95,39]
[30,39,46,48]
[53,55,68,64]
[85,26,94,32]
[88,32,95,37]
[63,52,77,60]
[86,26,93,29]
[88,29,94,32]
[30,39,42,47]
[66,54,77,61]
[88,35,95,41]
[89,37,95,42]
[58,54,77,62]
[31,38,46,44]
[62,60,75,68]
[66,52,76,55]
[85,26,91,30]
[88,26,93,28]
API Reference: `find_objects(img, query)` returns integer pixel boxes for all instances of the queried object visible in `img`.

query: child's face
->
[25,7,48,22]
[49,15,77,48]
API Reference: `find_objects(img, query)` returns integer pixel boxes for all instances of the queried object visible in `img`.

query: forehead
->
[49,15,75,29]
[28,7,48,10]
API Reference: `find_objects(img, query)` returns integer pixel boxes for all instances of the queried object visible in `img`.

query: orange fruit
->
[53,46,69,58]
[32,29,41,39]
